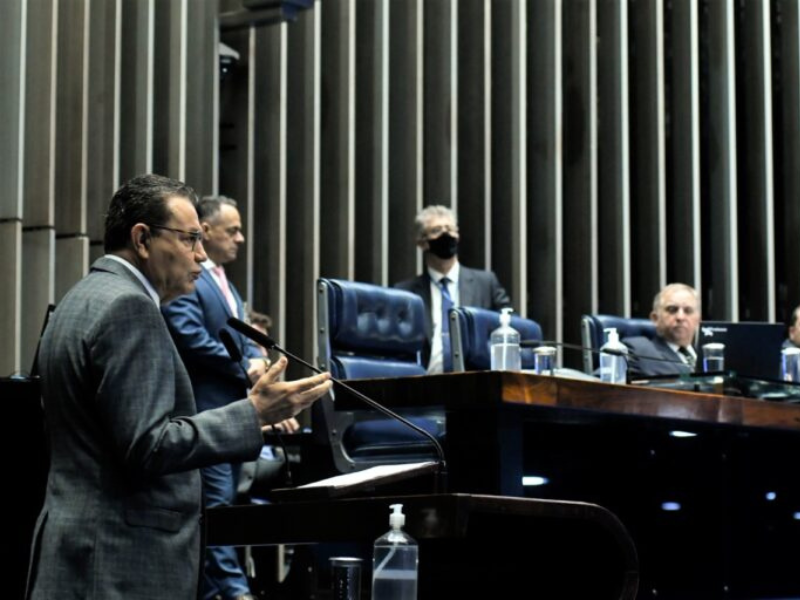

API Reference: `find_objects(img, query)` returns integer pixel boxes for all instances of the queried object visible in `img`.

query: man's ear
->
[202,221,212,238]
[131,223,150,257]
[416,238,428,251]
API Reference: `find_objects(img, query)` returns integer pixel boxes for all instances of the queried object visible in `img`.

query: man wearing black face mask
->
[395,205,511,373]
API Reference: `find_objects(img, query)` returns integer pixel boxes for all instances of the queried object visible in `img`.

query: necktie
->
[440,277,454,372]
[212,266,239,317]
[678,346,696,371]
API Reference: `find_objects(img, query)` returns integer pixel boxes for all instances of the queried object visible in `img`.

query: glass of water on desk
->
[702,343,725,373]
[782,347,800,382]
[534,346,557,376]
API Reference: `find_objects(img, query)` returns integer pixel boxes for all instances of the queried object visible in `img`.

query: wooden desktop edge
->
[335,371,800,432]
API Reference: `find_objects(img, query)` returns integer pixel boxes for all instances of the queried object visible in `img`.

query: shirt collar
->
[202,258,220,271]
[427,261,460,285]
[104,254,161,306]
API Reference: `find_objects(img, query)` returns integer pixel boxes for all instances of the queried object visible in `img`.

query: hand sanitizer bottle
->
[490,308,521,371]
[600,327,628,384]
[372,504,418,600]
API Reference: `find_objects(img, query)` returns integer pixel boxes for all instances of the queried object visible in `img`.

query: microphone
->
[219,328,294,486]
[226,317,448,490]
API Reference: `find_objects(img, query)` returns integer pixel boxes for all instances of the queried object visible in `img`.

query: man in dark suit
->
[163,196,295,600]
[624,283,700,378]
[395,205,511,372]
[27,174,331,600]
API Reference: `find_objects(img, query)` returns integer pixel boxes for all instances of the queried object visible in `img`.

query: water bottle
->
[600,327,628,384]
[490,308,521,371]
[372,504,418,600]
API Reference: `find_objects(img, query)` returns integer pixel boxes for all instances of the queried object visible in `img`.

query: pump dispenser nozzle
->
[499,307,513,326]
[389,504,405,530]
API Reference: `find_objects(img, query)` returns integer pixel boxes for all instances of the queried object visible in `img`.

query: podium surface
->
[206,493,639,599]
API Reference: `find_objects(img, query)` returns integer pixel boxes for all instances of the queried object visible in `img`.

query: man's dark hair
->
[197,195,238,222]
[104,174,198,253]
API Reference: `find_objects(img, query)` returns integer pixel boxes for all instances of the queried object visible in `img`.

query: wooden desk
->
[206,493,639,599]
[336,372,800,599]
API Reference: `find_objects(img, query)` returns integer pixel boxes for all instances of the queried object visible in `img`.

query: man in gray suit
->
[27,174,332,600]
[395,205,511,373]
[624,283,701,378]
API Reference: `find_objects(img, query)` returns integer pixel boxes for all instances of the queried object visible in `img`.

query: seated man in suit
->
[784,305,800,349]
[624,283,701,378]
[395,205,511,373]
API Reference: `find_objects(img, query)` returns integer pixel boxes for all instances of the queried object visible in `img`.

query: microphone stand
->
[227,317,448,493]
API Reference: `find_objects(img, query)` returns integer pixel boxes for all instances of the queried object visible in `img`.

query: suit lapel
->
[459,267,476,307]
[653,336,691,373]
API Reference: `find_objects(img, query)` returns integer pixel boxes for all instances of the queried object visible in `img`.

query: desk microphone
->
[219,328,294,486]
[226,317,448,490]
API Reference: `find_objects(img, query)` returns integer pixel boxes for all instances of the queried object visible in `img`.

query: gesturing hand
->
[248,356,332,426]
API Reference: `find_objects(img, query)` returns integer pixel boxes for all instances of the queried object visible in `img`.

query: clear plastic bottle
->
[600,327,628,384]
[371,504,418,600]
[490,308,521,371]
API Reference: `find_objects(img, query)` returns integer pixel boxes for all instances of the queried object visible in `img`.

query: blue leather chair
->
[580,314,657,374]
[449,306,543,371]
[316,278,442,473]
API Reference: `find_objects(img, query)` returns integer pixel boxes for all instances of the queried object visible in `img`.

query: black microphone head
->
[227,317,278,349]
[219,328,244,362]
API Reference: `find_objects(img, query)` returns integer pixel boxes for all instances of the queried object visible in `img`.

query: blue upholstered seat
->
[316,278,441,472]
[580,314,657,374]
[449,306,543,371]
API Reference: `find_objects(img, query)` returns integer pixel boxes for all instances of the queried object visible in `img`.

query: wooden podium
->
[206,493,639,599]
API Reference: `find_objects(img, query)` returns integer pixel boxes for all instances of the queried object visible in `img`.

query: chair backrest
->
[316,278,432,472]
[449,306,543,371]
[580,314,657,374]
[317,278,427,379]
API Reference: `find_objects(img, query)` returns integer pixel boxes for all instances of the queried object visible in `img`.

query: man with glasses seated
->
[395,205,511,373]
[162,196,295,600]
[624,283,701,378]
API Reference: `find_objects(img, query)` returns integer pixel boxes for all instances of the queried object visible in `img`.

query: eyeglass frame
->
[146,224,203,252]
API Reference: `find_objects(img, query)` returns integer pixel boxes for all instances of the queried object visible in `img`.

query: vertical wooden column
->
[703,0,739,319]
[354,0,389,285]
[736,0,775,321]
[527,0,563,341]
[596,0,631,316]
[285,6,321,373]
[54,0,90,300]
[252,23,288,342]
[21,0,57,371]
[423,0,457,209]
[666,0,702,289]
[629,0,666,315]
[457,0,491,270]
[491,0,528,315]
[320,0,356,281]
[560,0,597,343]
[120,0,154,181]
[776,0,800,320]
[388,0,424,283]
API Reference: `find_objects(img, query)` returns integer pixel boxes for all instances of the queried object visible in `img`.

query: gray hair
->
[652,283,700,312]
[197,195,238,222]
[414,205,457,240]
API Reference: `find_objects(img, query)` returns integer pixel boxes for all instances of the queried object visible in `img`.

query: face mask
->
[427,233,459,259]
